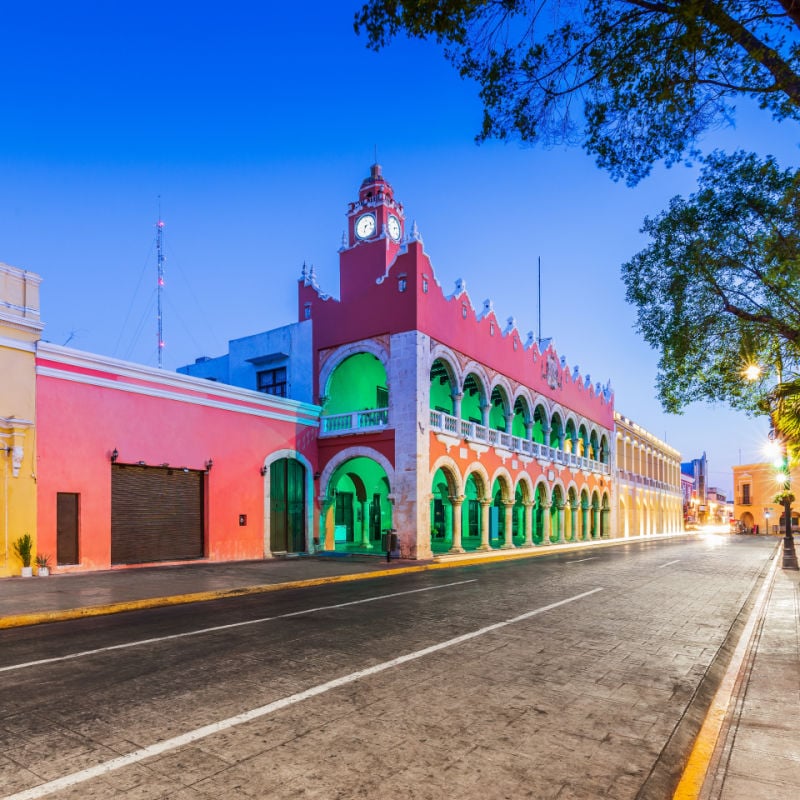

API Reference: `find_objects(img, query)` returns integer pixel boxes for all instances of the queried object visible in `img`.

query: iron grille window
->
[257,366,287,397]
[742,484,751,505]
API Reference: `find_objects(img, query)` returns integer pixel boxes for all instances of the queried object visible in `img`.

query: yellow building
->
[0,263,42,576]
[733,462,800,535]
[615,412,683,536]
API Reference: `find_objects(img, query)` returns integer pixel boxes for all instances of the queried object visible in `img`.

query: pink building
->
[35,343,318,571]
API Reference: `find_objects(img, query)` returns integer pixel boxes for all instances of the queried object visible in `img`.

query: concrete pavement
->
[1,533,798,798]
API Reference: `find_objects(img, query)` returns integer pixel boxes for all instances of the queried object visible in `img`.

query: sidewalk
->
[699,558,800,799]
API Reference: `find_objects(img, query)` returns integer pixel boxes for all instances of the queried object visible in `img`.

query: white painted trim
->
[0,335,36,353]
[37,366,320,428]
[36,342,321,418]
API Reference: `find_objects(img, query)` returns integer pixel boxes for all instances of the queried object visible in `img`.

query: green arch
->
[325,353,388,416]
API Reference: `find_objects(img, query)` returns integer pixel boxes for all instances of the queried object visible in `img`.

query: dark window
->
[257,366,287,397]
[57,492,79,565]
[742,484,751,505]
[376,386,388,408]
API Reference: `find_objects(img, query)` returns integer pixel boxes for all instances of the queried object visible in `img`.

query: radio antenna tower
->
[156,201,165,369]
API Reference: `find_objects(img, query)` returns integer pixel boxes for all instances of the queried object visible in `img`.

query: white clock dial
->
[355,213,376,239]
[387,215,401,242]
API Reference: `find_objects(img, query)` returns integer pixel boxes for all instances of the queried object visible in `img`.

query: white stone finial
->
[408,220,422,243]
[584,374,592,389]
[503,316,517,336]
[478,298,494,321]
[572,365,580,382]
[524,331,535,349]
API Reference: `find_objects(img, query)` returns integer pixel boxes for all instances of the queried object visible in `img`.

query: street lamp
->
[744,363,798,569]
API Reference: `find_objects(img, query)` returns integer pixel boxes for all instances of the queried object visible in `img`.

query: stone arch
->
[262,448,315,557]
[489,383,512,431]
[319,446,395,497]
[319,339,389,402]
[429,455,463,499]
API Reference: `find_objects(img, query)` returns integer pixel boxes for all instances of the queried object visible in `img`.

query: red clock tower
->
[340,163,405,300]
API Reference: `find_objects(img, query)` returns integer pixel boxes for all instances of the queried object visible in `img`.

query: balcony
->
[320,408,389,437]
[430,410,612,476]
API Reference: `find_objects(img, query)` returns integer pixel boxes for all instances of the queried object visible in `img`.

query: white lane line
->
[657,560,682,569]
[565,558,598,564]
[2,587,603,800]
[0,580,477,674]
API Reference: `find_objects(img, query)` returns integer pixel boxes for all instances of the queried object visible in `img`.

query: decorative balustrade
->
[429,410,611,476]
[320,408,389,436]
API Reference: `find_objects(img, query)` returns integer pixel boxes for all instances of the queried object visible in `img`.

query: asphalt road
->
[0,535,776,800]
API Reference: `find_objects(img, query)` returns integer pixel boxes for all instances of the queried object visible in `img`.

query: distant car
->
[685,522,700,531]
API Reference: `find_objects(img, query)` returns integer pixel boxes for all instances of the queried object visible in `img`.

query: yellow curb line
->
[672,543,781,799]
[0,532,693,630]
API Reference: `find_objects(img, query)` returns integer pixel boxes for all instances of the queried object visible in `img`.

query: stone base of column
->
[476,543,490,551]
[448,545,465,554]
[500,543,515,550]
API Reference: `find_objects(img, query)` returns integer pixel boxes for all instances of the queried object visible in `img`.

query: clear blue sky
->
[2,2,797,495]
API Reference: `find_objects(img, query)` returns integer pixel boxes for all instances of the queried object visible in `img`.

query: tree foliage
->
[621,151,800,435]
[355,1,800,184]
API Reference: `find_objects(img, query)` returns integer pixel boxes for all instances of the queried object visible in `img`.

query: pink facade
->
[36,344,319,572]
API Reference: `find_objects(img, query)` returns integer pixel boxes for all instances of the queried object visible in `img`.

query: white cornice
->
[0,334,37,353]
[37,342,321,424]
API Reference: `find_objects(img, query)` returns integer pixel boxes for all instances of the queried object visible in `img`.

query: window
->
[376,386,388,408]
[257,366,287,397]
[742,483,751,505]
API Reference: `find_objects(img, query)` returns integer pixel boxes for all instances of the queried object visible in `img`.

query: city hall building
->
[1,167,682,575]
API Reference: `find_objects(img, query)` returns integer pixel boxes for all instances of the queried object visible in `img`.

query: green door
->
[270,458,306,553]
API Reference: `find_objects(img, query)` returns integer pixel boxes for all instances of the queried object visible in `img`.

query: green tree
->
[356,1,800,184]
[621,150,800,446]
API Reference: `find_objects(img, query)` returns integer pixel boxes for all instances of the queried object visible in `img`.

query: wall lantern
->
[205,459,214,472]
[260,465,268,476]
[111,448,119,463]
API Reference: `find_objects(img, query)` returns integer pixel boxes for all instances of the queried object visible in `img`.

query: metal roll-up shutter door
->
[111,464,204,564]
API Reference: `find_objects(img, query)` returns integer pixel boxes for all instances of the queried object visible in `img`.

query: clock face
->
[355,213,376,239]
[387,215,401,242]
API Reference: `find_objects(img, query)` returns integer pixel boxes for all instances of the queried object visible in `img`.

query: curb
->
[0,531,694,630]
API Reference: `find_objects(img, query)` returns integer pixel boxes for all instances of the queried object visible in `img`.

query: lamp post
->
[744,363,798,570]
[772,435,798,569]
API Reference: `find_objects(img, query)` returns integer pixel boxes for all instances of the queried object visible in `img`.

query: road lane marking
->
[565,557,598,564]
[1,587,603,800]
[657,559,681,568]
[673,547,780,799]
[0,580,477,674]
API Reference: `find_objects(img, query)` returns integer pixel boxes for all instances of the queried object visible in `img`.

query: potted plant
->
[35,553,51,577]
[12,533,34,577]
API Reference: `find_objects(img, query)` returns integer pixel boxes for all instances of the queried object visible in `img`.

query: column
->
[540,501,552,545]
[480,402,491,427]
[557,503,566,543]
[570,503,578,541]
[452,391,463,421]
[360,500,372,549]
[502,501,514,548]
[449,496,465,553]
[479,500,491,550]
[505,413,515,436]
[581,503,589,539]
[523,501,534,547]
[593,506,601,538]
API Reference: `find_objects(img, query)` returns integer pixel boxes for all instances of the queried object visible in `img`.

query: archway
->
[325,456,392,553]
[430,467,456,553]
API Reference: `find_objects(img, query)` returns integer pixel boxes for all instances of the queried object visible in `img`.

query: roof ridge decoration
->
[300,261,330,301]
